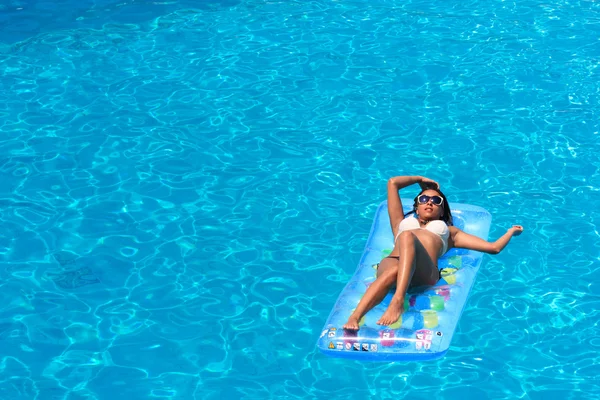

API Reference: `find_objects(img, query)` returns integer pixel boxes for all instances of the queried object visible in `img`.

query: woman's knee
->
[398,231,415,243]
[379,264,398,283]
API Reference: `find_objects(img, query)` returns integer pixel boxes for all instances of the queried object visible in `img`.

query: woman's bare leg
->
[377,231,437,326]
[343,258,398,330]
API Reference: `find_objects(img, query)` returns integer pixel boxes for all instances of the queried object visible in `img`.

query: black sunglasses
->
[417,194,444,206]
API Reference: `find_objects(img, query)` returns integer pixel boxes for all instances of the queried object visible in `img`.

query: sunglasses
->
[417,194,444,206]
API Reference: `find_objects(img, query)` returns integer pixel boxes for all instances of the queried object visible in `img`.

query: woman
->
[343,175,523,330]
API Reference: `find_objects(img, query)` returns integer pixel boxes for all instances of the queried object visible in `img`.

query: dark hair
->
[404,187,453,226]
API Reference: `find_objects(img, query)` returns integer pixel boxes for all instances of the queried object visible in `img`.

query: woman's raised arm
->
[387,176,423,238]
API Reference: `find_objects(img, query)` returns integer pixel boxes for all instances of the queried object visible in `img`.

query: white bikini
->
[395,216,450,256]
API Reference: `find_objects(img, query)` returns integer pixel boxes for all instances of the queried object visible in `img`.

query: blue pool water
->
[1,0,600,398]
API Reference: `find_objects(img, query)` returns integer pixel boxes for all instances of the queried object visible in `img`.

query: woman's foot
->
[343,315,361,330]
[377,297,404,326]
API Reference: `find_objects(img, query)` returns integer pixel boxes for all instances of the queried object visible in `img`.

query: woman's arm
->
[388,175,424,191]
[387,175,438,238]
[451,225,523,254]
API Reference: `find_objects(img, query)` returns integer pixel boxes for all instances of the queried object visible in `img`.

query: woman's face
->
[416,190,444,220]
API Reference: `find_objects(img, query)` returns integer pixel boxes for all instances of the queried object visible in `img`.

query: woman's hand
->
[509,225,524,236]
[418,177,440,190]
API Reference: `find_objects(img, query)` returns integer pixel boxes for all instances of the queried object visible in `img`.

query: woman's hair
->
[403,187,454,226]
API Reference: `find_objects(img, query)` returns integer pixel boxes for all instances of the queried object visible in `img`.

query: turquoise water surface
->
[1,0,600,398]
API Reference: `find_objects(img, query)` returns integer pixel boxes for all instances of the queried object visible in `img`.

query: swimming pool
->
[1,0,599,398]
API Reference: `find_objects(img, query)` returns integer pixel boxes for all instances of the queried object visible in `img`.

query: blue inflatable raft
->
[317,199,492,361]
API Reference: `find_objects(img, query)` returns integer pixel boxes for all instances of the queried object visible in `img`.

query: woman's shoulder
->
[448,225,462,234]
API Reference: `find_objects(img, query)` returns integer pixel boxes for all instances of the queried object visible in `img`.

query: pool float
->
[317,199,492,361]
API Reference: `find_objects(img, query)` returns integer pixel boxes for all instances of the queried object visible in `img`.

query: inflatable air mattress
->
[317,200,492,361]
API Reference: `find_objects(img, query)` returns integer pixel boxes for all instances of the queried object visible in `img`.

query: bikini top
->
[395,216,450,256]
